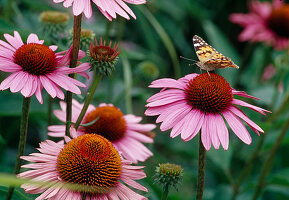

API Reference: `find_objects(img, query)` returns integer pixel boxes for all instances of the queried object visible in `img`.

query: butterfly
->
[192,35,239,72]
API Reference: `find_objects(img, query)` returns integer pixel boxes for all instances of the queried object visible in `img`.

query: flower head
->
[154,163,183,191]
[19,133,148,199]
[49,99,155,163]
[230,0,289,49]
[0,31,90,103]
[145,73,270,150]
[52,0,146,20]
[40,11,70,42]
[88,38,120,76]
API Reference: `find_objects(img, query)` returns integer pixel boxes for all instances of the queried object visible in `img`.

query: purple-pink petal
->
[215,114,229,150]
[149,78,186,90]
[232,99,269,115]
[222,110,252,144]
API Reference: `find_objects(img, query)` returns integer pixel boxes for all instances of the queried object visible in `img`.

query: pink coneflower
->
[53,0,145,20]
[48,99,155,163]
[0,31,90,104]
[230,0,289,49]
[19,133,148,200]
[145,73,270,150]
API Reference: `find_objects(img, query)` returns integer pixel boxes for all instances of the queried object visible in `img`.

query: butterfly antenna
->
[179,56,198,63]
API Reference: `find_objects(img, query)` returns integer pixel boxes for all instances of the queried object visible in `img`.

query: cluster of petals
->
[0,31,90,103]
[230,0,288,49]
[53,0,146,20]
[145,73,270,151]
[48,99,155,163]
[18,130,148,200]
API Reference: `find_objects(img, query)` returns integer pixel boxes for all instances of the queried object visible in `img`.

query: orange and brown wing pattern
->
[205,57,239,69]
[193,35,239,69]
[193,35,220,63]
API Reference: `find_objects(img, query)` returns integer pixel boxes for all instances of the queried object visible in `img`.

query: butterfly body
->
[193,35,239,71]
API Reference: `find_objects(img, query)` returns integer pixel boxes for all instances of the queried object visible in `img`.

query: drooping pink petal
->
[207,114,220,149]
[215,114,229,150]
[201,115,212,150]
[181,110,205,141]
[222,110,252,144]
[228,106,264,133]
[232,99,269,115]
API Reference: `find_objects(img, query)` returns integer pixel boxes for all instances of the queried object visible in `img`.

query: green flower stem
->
[196,134,206,200]
[65,14,82,136]
[74,71,102,130]
[122,55,132,114]
[161,185,169,200]
[251,116,289,200]
[6,97,31,200]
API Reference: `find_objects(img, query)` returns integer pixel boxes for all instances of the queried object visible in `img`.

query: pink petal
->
[232,99,270,115]
[0,72,21,90]
[4,31,24,49]
[27,34,41,44]
[149,78,186,90]
[228,106,264,133]
[207,114,220,149]
[20,73,34,97]
[10,72,28,93]
[72,0,85,16]
[147,89,184,102]
[181,109,205,141]
[201,115,212,150]
[222,110,252,144]
[39,76,57,98]
[215,114,229,150]
[0,61,22,72]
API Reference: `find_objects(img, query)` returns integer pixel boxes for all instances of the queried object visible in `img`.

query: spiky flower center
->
[57,134,122,195]
[89,38,120,62]
[82,106,127,142]
[185,73,233,113]
[14,43,57,76]
[267,4,289,38]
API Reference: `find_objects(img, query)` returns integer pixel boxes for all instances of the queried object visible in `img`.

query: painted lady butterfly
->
[193,35,239,71]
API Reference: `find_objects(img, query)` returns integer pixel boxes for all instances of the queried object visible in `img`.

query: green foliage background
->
[0,0,289,199]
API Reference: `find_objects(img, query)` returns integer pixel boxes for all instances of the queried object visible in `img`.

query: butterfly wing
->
[205,57,239,69]
[193,35,220,63]
[193,35,239,69]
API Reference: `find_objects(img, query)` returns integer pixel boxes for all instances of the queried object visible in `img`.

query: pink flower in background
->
[145,73,270,151]
[230,0,289,49]
[48,99,155,163]
[0,31,90,103]
[53,0,146,20]
[19,133,148,200]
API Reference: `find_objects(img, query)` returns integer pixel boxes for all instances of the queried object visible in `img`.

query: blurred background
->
[1,0,289,199]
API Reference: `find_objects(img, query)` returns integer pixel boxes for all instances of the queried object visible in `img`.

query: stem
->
[196,134,206,200]
[74,72,102,130]
[161,185,169,200]
[122,56,132,114]
[65,14,82,136]
[6,97,31,200]
[251,116,289,200]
